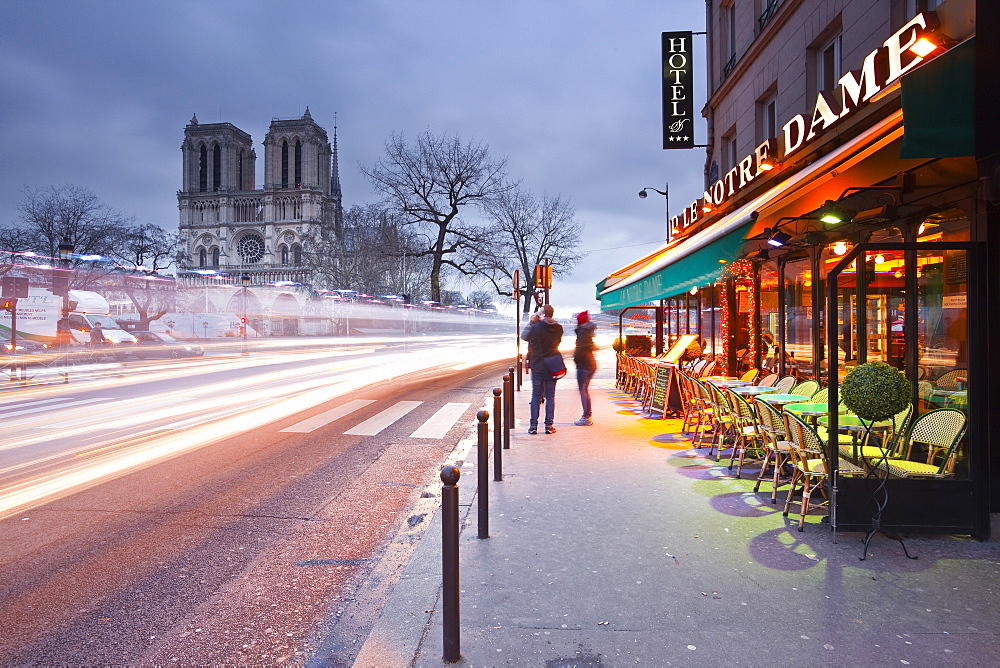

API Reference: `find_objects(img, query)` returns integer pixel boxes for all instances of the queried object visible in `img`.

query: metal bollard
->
[493,388,503,481]
[517,353,523,390]
[440,465,461,662]
[502,374,512,449]
[477,409,489,540]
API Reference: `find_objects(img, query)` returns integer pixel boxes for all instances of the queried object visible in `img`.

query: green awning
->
[900,37,974,159]
[599,220,754,309]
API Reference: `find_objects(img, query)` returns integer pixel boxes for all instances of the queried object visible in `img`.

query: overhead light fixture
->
[833,241,849,255]
[874,254,886,264]
[909,30,955,58]
[767,230,792,247]
[853,204,898,225]
[754,248,770,261]
[689,286,699,295]
[758,158,777,172]
[819,200,855,225]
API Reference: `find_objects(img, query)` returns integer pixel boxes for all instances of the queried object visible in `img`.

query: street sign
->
[512,269,520,301]
[2,277,29,299]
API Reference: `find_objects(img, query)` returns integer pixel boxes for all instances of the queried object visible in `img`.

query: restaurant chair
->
[752,398,792,503]
[726,389,766,477]
[739,368,759,383]
[810,386,829,404]
[933,369,968,389]
[686,377,717,443]
[757,373,779,387]
[697,360,718,378]
[705,382,737,460]
[677,371,700,432]
[875,408,967,478]
[782,411,865,531]
[772,375,797,394]
[790,379,819,398]
[836,404,913,463]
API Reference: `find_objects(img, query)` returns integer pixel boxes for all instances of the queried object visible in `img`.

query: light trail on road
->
[0,335,513,519]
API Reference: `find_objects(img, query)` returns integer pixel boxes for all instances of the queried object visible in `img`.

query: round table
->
[820,415,894,461]
[759,393,809,407]
[707,379,752,388]
[730,385,779,398]
[785,402,846,428]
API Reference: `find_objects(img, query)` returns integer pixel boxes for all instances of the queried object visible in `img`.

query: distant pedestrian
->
[90,322,107,345]
[573,310,597,426]
[521,303,563,434]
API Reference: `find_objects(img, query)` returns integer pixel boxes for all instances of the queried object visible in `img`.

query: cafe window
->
[783,256,814,377]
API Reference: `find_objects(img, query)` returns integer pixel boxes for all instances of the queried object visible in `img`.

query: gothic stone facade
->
[177,108,342,286]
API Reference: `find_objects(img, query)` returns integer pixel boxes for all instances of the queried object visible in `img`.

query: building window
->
[757,90,778,142]
[212,144,221,191]
[722,129,738,171]
[239,150,246,191]
[199,248,207,267]
[281,140,289,188]
[199,145,208,192]
[293,245,302,265]
[906,0,942,15]
[212,247,220,266]
[722,2,738,77]
[280,245,289,264]
[294,140,302,186]
[817,34,842,93]
[758,0,781,31]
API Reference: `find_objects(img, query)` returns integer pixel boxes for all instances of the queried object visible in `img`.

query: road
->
[0,335,515,664]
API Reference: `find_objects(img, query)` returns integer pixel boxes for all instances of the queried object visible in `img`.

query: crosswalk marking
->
[280,399,376,433]
[5,398,110,420]
[409,402,471,439]
[344,400,422,436]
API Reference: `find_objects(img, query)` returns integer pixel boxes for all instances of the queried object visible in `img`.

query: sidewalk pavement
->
[352,359,1000,667]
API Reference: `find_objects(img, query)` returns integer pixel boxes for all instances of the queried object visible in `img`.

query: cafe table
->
[784,402,847,430]
[819,414,894,462]
[705,378,752,388]
[730,385,779,398]
[758,393,809,408]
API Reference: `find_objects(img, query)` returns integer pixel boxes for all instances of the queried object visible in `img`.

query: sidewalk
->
[352,360,1000,666]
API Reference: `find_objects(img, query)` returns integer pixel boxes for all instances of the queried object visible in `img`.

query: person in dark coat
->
[520,303,563,434]
[573,310,598,425]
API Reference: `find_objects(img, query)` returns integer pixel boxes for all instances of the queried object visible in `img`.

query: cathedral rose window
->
[237,233,266,264]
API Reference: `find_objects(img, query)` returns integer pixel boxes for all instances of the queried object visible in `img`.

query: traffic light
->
[512,269,521,301]
[534,264,552,290]
[2,298,15,312]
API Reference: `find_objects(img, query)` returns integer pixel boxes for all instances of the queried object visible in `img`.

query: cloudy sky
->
[0,0,707,314]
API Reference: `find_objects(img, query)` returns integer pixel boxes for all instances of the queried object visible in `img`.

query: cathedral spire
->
[331,113,342,198]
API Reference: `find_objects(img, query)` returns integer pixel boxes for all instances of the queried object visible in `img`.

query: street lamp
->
[240,274,251,356]
[639,184,671,241]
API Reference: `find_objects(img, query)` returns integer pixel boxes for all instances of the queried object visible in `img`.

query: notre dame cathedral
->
[176,108,342,286]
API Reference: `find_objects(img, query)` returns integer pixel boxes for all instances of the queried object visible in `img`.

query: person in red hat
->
[573,310,597,425]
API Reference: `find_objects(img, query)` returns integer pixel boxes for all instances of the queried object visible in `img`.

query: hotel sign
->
[668,12,944,236]
[662,31,694,149]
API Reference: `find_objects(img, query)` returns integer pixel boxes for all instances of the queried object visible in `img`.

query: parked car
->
[131,331,205,359]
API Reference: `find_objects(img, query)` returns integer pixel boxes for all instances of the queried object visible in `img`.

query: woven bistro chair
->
[753,398,793,503]
[874,408,967,478]
[933,369,968,389]
[810,386,829,404]
[739,368,760,383]
[772,375,798,394]
[836,404,913,463]
[705,381,738,460]
[790,379,819,398]
[782,411,865,531]
[686,377,718,444]
[757,373,779,387]
[726,388,766,477]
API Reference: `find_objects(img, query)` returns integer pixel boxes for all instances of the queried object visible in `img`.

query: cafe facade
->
[599,0,998,538]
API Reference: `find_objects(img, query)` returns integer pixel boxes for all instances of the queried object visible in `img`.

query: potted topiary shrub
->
[841,361,911,422]
[838,361,914,560]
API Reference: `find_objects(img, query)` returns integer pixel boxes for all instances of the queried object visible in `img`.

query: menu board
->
[650,365,672,416]
[663,334,700,364]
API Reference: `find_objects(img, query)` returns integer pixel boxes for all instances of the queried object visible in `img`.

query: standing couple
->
[521,304,598,434]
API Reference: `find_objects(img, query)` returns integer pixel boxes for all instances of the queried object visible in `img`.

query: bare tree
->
[472,188,585,313]
[14,185,133,258]
[362,131,511,303]
[306,203,431,299]
[106,223,179,329]
[467,290,496,310]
